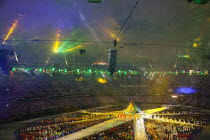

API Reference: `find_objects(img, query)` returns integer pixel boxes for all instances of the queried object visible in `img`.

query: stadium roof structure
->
[0,0,210,69]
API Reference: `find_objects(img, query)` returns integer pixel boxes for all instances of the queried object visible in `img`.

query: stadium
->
[0,0,210,140]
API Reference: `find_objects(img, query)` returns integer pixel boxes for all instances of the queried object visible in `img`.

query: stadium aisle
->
[134,115,147,140]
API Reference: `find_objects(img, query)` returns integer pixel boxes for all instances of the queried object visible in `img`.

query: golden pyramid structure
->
[124,101,139,114]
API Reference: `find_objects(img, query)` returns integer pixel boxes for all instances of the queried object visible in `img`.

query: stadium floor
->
[1,105,210,140]
[59,118,131,140]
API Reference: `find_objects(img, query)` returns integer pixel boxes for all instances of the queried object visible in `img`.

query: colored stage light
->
[2,19,19,44]
[176,87,196,94]
[64,69,67,73]
[97,78,107,84]
[39,68,42,72]
[57,41,68,52]
[88,69,92,73]
[193,43,198,48]
[63,45,82,52]
[92,62,108,65]
[63,42,90,53]
[53,32,60,53]
[171,95,178,98]
[144,107,167,114]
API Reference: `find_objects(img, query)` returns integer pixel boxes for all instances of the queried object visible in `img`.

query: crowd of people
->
[79,121,134,140]
[0,70,209,121]
[145,119,202,140]
[78,106,210,140]
[16,119,108,140]
[145,107,210,140]
[154,109,210,126]
[15,109,111,140]
[0,69,210,139]
[14,104,160,140]
[0,92,169,121]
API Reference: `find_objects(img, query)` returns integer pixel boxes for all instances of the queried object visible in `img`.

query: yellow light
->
[63,43,89,52]
[63,45,82,52]
[97,78,107,84]
[196,37,200,41]
[110,33,115,38]
[92,62,108,65]
[193,43,198,48]
[109,32,120,41]
[76,77,84,82]
[103,27,120,41]
[2,20,19,44]
[171,95,177,98]
[53,32,60,53]
[144,107,167,114]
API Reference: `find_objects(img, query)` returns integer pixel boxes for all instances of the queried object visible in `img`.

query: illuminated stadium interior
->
[0,0,210,140]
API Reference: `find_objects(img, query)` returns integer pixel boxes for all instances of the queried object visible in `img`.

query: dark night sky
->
[0,0,210,68]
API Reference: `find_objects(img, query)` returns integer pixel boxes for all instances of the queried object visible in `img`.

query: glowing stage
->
[59,102,168,140]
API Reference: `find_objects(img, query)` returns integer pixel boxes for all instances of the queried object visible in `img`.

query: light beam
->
[63,43,89,53]
[63,45,82,52]
[53,31,60,53]
[2,19,19,44]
